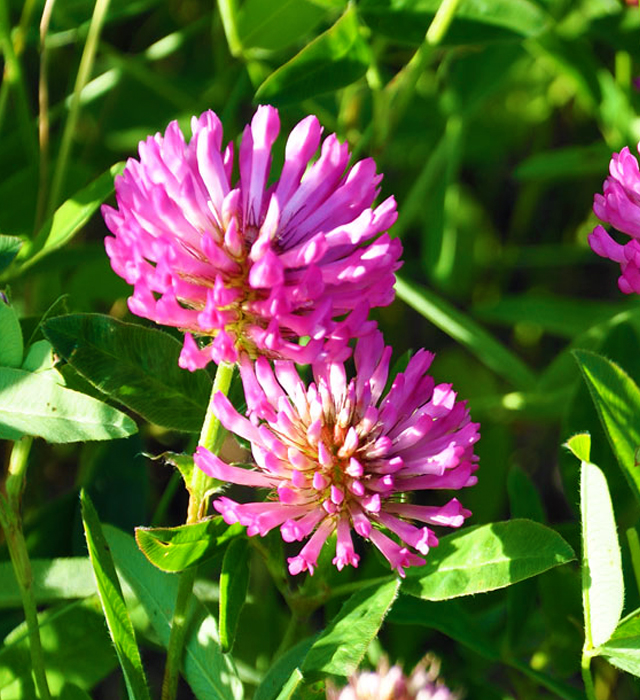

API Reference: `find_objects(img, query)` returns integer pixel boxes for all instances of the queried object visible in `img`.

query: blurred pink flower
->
[194,332,478,577]
[326,655,460,700]
[589,144,640,294]
[103,106,400,368]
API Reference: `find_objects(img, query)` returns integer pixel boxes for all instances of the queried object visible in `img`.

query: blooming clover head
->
[103,106,400,367]
[194,332,479,577]
[326,655,459,700]
[589,143,640,294]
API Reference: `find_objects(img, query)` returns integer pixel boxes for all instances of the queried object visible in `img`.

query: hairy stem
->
[0,437,52,700]
[161,361,235,700]
[581,651,597,700]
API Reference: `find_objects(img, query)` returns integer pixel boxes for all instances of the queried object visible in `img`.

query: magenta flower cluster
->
[103,106,400,367]
[590,143,640,293]
[104,106,479,577]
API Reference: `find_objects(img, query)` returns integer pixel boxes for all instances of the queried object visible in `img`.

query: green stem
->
[216,0,243,58]
[426,0,462,46]
[0,437,52,700]
[581,651,597,700]
[47,0,111,217]
[161,361,235,700]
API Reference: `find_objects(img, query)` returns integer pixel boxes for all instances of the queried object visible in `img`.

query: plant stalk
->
[161,361,235,700]
[0,437,52,700]
[581,651,597,700]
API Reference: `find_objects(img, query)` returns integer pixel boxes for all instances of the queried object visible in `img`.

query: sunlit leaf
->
[580,461,624,648]
[0,366,137,442]
[254,638,315,700]
[0,297,23,368]
[403,520,575,600]
[15,163,123,273]
[135,518,242,572]
[302,578,400,677]
[104,525,243,700]
[574,349,640,505]
[81,491,151,700]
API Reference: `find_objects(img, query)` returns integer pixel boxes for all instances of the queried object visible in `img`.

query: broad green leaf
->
[395,276,536,390]
[600,608,640,677]
[81,491,151,700]
[255,5,371,105]
[254,638,315,700]
[21,340,55,373]
[0,558,97,608]
[43,314,212,433]
[0,366,137,442]
[565,433,591,463]
[0,235,22,273]
[580,461,624,649]
[135,517,243,572]
[219,538,250,653]
[274,669,304,700]
[0,296,23,368]
[360,0,548,46]
[15,163,124,272]
[302,578,400,677]
[573,349,640,505]
[237,0,327,51]
[403,520,575,600]
[0,598,118,698]
[104,525,243,700]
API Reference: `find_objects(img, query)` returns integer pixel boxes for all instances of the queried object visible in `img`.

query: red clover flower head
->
[103,106,401,367]
[326,655,460,700]
[589,143,640,294]
[194,332,479,577]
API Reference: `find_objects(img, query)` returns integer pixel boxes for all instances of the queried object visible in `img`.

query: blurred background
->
[1,0,640,697]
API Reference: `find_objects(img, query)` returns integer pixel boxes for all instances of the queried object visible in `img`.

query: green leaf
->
[573,349,640,505]
[237,0,327,51]
[360,0,548,46]
[145,451,196,495]
[0,598,118,698]
[403,520,575,600]
[135,517,243,573]
[302,578,400,677]
[254,638,315,700]
[0,296,23,368]
[600,609,640,677]
[0,557,98,609]
[0,235,22,273]
[395,276,536,390]
[14,163,124,273]
[219,537,250,653]
[565,432,591,463]
[580,461,624,649]
[0,366,137,442]
[80,491,151,700]
[104,525,243,700]
[274,669,304,700]
[255,5,371,105]
[43,314,212,433]
[21,340,55,373]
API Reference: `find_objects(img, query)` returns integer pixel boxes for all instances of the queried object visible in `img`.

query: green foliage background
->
[2,0,640,698]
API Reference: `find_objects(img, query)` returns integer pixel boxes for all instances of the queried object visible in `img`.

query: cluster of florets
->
[590,143,640,293]
[104,105,479,577]
[326,656,459,700]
